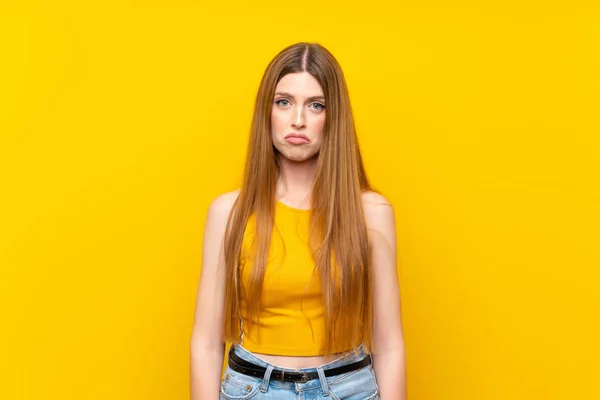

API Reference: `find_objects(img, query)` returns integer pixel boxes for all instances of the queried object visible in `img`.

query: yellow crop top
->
[237,200,362,356]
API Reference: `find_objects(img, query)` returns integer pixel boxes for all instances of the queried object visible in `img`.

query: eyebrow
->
[274,92,325,102]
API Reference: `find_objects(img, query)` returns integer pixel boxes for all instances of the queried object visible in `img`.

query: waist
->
[248,350,350,369]
[232,343,368,370]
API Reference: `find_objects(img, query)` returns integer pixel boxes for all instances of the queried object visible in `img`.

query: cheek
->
[271,109,285,130]
[313,114,326,134]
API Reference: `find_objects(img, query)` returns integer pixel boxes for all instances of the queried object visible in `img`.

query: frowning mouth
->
[285,133,310,144]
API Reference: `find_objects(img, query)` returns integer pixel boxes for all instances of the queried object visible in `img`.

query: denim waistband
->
[231,343,368,373]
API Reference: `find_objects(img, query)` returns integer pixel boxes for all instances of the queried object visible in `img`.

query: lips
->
[285,133,310,144]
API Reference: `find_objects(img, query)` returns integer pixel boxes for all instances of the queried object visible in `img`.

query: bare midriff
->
[250,350,353,369]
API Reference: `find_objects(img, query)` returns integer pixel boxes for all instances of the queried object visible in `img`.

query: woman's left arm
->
[363,192,407,400]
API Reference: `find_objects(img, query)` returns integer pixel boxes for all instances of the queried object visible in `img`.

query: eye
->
[275,99,290,107]
[310,102,325,110]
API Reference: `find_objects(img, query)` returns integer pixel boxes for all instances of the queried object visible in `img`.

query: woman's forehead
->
[275,72,324,97]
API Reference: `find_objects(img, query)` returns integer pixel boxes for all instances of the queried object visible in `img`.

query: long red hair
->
[221,42,379,356]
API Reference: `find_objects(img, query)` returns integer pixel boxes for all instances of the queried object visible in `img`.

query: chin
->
[291,153,321,163]
[284,154,308,163]
[274,143,320,162]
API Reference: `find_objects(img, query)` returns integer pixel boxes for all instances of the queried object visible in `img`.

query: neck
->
[275,154,318,206]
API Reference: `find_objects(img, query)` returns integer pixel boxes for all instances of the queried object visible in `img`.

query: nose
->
[291,106,306,129]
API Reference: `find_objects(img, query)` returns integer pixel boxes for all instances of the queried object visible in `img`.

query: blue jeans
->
[220,343,380,399]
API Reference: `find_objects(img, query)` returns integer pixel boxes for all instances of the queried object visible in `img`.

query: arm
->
[190,191,238,400]
[363,192,407,400]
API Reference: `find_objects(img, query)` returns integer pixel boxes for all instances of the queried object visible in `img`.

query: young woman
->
[191,42,406,400]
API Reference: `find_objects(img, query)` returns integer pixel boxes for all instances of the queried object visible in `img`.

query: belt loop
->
[260,364,275,393]
[316,366,329,396]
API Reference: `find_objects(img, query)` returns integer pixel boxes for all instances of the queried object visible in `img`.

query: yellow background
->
[1,1,598,399]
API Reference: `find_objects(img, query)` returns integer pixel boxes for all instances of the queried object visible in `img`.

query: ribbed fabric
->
[238,201,361,356]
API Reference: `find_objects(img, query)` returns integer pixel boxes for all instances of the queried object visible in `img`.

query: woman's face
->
[271,72,326,162]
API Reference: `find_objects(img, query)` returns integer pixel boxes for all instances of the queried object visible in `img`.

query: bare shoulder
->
[361,190,392,207]
[361,191,395,224]
[361,190,396,244]
[204,189,241,233]
[208,189,240,217]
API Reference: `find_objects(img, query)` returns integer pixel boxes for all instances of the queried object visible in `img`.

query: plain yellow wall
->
[1,1,598,399]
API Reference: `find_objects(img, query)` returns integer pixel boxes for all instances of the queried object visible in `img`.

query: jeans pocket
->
[368,366,381,395]
[327,365,379,400]
[220,366,262,400]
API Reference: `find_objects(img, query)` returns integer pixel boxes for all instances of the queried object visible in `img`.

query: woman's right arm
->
[190,191,238,400]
